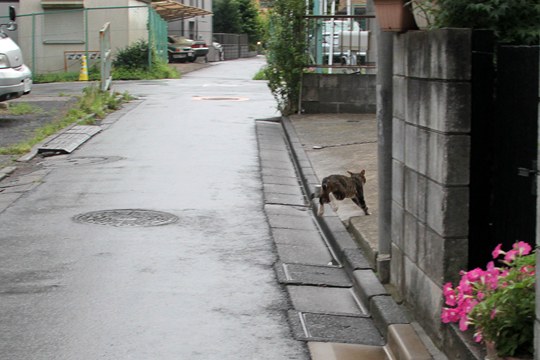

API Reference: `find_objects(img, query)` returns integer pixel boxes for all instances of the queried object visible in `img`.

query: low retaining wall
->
[301,73,376,114]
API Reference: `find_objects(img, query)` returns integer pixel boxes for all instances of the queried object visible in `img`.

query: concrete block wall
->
[390,29,472,340]
[301,73,376,114]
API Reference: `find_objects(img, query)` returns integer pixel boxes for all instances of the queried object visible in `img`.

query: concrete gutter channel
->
[273,116,437,360]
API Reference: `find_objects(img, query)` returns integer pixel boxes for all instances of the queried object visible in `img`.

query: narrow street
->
[0,57,310,359]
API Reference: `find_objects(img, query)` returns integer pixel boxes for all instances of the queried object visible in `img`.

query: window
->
[43,9,84,44]
[41,0,84,9]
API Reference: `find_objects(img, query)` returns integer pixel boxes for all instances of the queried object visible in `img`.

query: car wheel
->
[188,56,196,63]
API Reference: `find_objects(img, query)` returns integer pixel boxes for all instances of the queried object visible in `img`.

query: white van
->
[0,6,31,101]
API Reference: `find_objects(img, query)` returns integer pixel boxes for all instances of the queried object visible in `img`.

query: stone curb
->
[280,116,434,359]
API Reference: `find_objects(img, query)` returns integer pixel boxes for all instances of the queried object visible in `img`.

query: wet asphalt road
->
[0,57,309,359]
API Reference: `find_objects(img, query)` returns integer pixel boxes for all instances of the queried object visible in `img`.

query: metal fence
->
[304,14,376,73]
[213,33,256,60]
[3,5,167,76]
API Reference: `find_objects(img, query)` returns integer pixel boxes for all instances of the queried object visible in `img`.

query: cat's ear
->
[360,169,366,176]
[347,171,353,176]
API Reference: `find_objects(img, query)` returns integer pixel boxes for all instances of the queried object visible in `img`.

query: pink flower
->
[492,243,504,259]
[443,283,457,306]
[490,309,497,319]
[477,291,485,301]
[473,331,483,343]
[514,241,532,255]
[504,249,518,263]
[465,268,484,282]
[520,265,535,275]
[459,315,470,331]
[441,308,460,323]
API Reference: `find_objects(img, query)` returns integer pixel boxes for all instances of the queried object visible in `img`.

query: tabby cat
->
[311,169,370,216]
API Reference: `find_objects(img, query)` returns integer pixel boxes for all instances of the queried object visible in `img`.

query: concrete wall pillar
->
[390,28,472,341]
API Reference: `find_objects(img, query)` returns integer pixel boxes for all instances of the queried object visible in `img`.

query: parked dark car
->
[167,36,195,63]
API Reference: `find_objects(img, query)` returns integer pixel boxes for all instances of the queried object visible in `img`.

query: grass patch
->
[34,62,180,84]
[1,103,41,116]
[0,85,131,155]
[253,67,268,80]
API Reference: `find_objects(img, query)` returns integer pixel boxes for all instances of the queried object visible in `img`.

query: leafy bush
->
[112,40,179,80]
[435,0,540,44]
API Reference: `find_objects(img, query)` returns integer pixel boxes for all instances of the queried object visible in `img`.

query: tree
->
[236,0,264,45]
[213,0,242,34]
[264,0,306,114]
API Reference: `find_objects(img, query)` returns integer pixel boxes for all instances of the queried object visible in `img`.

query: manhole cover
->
[73,209,179,227]
[192,96,248,102]
[41,156,124,167]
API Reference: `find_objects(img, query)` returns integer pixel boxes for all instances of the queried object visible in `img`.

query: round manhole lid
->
[73,209,179,227]
[192,96,248,102]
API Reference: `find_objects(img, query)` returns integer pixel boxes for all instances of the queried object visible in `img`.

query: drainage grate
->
[73,209,179,227]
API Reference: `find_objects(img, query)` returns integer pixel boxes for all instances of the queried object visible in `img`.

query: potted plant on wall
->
[372,0,417,32]
[406,0,438,29]
[441,242,535,359]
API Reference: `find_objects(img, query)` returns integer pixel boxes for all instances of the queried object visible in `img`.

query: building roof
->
[151,0,212,21]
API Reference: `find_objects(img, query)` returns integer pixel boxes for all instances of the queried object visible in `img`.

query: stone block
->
[417,174,428,223]
[393,32,408,76]
[406,78,429,127]
[428,28,472,81]
[288,311,384,345]
[275,243,334,266]
[275,263,352,287]
[352,269,388,305]
[416,128,429,177]
[403,167,418,216]
[405,31,430,79]
[390,244,405,294]
[287,285,365,315]
[393,76,406,120]
[302,101,320,114]
[428,81,471,133]
[302,87,319,102]
[318,103,339,113]
[302,73,319,87]
[403,257,444,335]
[442,237,469,285]
[392,118,405,163]
[428,132,471,186]
[403,211,418,263]
[387,324,432,360]
[404,124,418,171]
[392,160,404,207]
[405,29,472,81]
[426,181,469,238]
[391,202,404,250]
[370,296,409,337]
[320,75,340,88]
[343,248,373,271]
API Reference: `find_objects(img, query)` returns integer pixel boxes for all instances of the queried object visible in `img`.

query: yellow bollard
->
[79,55,88,81]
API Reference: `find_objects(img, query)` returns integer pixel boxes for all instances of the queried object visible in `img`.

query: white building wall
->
[17,0,149,74]
[167,0,213,45]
